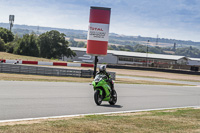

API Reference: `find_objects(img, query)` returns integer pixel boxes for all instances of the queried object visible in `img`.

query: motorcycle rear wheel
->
[94,90,102,105]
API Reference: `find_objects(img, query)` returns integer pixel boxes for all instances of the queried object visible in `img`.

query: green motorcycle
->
[92,74,117,105]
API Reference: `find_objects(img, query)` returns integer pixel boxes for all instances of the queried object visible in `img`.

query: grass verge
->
[118,74,200,83]
[0,73,191,86]
[0,73,92,82]
[0,52,65,62]
[0,108,200,133]
[115,78,192,86]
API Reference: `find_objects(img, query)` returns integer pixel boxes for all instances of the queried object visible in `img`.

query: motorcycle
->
[92,74,117,105]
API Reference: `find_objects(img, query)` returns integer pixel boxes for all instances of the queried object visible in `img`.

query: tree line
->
[1,26,200,59]
[109,35,200,47]
[1,23,200,48]
[68,38,86,48]
[0,27,75,59]
[108,44,165,54]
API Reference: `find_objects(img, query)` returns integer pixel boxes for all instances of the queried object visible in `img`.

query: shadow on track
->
[100,104,123,108]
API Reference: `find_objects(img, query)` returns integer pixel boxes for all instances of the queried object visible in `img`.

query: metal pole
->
[156,35,159,45]
[93,56,98,78]
[10,23,12,31]
[146,40,149,67]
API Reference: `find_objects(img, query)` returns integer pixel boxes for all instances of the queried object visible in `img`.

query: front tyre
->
[94,90,102,105]
[109,90,117,105]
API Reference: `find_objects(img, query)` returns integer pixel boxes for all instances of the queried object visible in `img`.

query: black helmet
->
[99,65,106,72]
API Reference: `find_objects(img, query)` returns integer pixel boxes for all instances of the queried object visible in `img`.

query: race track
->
[0,81,200,121]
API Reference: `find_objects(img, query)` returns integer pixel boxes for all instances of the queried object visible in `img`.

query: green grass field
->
[0,108,200,133]
[0,52,65,62]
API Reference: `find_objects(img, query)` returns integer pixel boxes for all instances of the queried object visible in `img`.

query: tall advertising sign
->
[9,15,15,31]
[87,6,111,56]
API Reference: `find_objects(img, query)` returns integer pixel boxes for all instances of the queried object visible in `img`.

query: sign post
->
[86,6,111,78]
[93,56,98,78]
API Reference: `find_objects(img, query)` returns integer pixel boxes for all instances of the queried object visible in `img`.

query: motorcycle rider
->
[96,65,114,91]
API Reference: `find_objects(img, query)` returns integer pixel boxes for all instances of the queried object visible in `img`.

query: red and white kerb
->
[87,6,111,56]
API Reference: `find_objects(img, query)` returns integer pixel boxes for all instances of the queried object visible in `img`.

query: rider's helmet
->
[99,65,106,73]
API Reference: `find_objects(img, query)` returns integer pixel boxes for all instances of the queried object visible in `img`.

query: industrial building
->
[64,47,200,66]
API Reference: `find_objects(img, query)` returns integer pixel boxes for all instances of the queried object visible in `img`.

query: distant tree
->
[134,49,146,53]
[69,37,78,47]
[77,41,86,47]
[149,46,164,54]
[13,28,31,37]
[5,34,20,53]
[117,45,130,51]
[0,27,14,43]
[14,33,39,57]
[109,45,118,50]
[133,44,146,53]
[108,45,114,50]
[38,30,75,59]
[124,45,134,51]
[175,46,200,58]
[0,38,5,51]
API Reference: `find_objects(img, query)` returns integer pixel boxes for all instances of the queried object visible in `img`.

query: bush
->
[0,38,5,51]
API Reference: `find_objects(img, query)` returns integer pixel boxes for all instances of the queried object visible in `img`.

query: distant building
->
[187,58,200,66]
[64,47,200,66]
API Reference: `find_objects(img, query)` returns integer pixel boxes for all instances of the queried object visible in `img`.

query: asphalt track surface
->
[0,81,200,121]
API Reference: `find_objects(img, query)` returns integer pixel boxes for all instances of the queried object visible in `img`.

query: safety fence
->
[0,63,116,79]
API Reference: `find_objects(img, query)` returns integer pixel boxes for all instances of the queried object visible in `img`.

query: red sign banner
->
[87,6,111,56]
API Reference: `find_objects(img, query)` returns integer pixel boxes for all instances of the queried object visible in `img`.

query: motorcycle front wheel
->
[109,90,117,105]
[94,90,102,105]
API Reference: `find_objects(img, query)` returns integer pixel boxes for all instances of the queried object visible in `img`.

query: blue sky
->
[1,0,200,42]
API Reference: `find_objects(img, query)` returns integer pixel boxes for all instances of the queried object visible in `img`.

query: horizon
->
[1,22,199,43]
[1,0,200,42]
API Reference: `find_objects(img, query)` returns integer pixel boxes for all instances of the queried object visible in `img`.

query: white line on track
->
[0,105,200,123]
